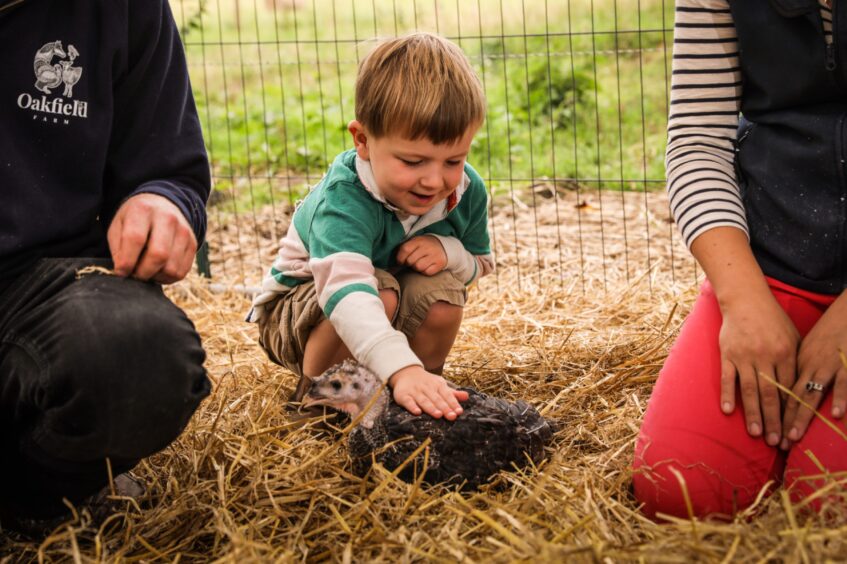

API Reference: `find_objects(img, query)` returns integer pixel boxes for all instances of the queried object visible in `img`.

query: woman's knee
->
[784,406,847,510]
[631,424,780,520]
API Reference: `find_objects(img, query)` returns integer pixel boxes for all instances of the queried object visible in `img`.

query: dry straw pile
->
[3,191,846,562]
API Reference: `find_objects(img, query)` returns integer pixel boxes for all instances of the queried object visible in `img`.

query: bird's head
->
[302,360,385,422]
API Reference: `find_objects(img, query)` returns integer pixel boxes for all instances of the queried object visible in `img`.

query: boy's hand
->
[396,235,448,276]
[389,365,469,420]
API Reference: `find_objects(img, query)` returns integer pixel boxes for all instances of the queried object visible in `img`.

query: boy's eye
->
[400,158,422,166]
[446,160,462,167]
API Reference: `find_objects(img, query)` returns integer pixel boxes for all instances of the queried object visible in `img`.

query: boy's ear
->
[348,120,370,160]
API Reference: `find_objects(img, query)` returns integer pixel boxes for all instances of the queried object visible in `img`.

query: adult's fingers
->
[132,215,176,281]
[720,357,738,414]
[832,366,847,419]
[109,208,152,277]
[737,365,763,437]
[757,369,783,446]
[787,371,827,442]
[776,353,797,404]
[153,228,196,284]
[781,373,805,449]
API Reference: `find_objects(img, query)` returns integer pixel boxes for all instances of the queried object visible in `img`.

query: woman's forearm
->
[690,226,772,310]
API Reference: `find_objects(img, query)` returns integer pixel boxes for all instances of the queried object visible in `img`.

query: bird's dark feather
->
[349,387,555,489]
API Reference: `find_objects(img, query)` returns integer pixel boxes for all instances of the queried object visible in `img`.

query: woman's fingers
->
[832,366,847,419]
[757,369,783,446]
[738,365,763,437]
[787,371,828,442]
[720,357,738,414]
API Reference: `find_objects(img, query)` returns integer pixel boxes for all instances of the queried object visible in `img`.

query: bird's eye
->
[352,383,360,390]
[331,380,342,391]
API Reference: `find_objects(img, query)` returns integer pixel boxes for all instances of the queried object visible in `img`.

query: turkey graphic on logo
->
[17,40,89,122]
[34,40,82,97]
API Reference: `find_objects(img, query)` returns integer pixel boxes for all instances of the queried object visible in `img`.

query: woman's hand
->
[781,292,847,448]
[718,289,800,446]
[690,227,800,447]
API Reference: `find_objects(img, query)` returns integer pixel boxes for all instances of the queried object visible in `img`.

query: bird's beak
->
[301,394,327,408]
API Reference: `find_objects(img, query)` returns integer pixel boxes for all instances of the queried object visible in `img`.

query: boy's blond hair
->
[355,32,486,144]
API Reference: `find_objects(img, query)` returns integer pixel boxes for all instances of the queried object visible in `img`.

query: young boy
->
[248,32,494,420]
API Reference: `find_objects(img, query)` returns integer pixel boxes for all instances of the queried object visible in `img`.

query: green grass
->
[171,0,674,214]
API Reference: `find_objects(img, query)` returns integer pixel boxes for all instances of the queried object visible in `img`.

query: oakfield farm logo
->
[17,41,88,124]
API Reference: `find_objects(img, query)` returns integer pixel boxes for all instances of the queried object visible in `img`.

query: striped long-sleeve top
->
[248,149,494,383]
[667,0,833,248]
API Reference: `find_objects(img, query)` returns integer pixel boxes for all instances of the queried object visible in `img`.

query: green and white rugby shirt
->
[249,149,494,382]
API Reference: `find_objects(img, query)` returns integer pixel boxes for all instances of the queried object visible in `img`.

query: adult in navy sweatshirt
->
[0,0,211,526]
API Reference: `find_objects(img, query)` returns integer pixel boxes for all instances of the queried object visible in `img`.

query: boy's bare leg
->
[408,301,463,374]
[301,288,399,378]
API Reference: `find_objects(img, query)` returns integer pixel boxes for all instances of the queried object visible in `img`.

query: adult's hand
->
[718,289,800,446]
[107,193,197,284]
[782,291,847,448]
[691,227,800,447]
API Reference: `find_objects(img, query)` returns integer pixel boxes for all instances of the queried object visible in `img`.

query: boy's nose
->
[419,169,442,190]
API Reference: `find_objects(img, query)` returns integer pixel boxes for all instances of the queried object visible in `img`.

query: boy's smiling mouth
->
[410,191,435,203]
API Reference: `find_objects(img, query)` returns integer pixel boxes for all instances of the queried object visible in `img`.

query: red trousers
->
[632,278,847,519]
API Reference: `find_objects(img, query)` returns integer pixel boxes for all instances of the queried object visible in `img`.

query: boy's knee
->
[394,270,466,337]
[420,300,463,332]
[379,287,399,319]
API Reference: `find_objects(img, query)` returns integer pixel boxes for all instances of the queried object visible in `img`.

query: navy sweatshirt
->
[0,0,210,280]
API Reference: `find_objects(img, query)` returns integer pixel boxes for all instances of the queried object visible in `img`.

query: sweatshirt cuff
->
[360,334,424,383]
[429,234,477,284]
[131,181,207,245]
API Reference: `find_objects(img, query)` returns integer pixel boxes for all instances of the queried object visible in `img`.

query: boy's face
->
[349,121,477,216]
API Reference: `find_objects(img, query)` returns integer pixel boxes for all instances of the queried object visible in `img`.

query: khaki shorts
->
[258,268,467,395]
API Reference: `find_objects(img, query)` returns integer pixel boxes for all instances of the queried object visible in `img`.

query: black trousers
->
[0,258,210,519]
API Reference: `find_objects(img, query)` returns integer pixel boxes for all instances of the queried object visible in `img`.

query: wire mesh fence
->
[172,0,697,294]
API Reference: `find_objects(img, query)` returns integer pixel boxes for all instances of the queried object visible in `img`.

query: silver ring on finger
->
[805,381,825,393]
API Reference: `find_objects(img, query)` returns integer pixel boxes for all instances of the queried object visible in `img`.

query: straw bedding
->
[2,189,846,562]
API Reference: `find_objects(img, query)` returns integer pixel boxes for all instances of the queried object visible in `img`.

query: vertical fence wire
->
[543,0,565,290]
[612,0,631,285]
[566,0,587,295]
[474,0,501,293]
[636,0,654,292]
[213,0,246,279]
[233,1,263,272]
[520,0,544,288]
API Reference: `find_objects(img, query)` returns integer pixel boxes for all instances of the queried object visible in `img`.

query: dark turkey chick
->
[303,360,555,490]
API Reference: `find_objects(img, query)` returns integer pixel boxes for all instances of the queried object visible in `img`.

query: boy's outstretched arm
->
[390,365,469,420]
